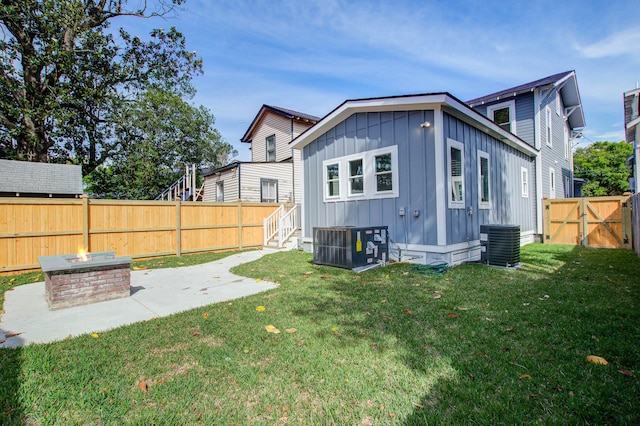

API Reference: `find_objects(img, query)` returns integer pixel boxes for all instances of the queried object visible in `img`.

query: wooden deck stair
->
[156,165,203,201]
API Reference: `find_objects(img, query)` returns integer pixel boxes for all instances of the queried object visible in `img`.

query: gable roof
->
[240,104,320,143]
[467,70,586,132]
[290,92,538,157]
[0,159,83,196]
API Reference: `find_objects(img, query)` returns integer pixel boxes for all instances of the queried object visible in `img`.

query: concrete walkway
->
[0,249,280,348]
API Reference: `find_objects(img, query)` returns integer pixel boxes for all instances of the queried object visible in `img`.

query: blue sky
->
[122,0,640,161]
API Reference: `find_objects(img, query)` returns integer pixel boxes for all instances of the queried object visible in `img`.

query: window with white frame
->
[487,100,516,133]
[564,122,570,160]
[266,134,276,162]
[447,138,465,208]
[546,106,553,147]
[325,163,340,198]
[348,158,364,195]
[322,146,398,202]
[216,181,224,202]
[556,92,562,116]
[549,167,556,199]
[478,150,490,208]
[261,179,277,203]
[564,175,571,198]
[521,167,529,198]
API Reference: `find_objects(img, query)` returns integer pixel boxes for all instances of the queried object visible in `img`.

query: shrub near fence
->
[0,197,280,275]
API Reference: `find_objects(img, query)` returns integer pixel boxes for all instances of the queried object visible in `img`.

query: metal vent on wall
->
[480,225,520,268]
[313,226,389,271]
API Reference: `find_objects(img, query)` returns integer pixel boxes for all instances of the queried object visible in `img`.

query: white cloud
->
[576,27,640,58]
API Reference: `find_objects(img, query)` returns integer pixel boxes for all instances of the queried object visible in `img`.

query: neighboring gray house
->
[291,93,538,265]
[467,71,586,232]
[0,159,83,198]
[623,87,639,192]
[202,105,318,203]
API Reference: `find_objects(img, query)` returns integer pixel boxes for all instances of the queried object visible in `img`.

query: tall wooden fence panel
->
[0,198,280,275]
[543,196,632,249]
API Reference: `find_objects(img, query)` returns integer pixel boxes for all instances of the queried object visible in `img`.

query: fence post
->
[176,200,182,256]
[238,202,243,249]
[580,198,588,247]
[82,195,90,250]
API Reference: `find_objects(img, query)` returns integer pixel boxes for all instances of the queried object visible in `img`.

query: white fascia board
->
[626,116,640,130]
[292,93,538,158]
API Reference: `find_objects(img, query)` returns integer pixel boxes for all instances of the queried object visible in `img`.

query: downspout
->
[291,118,296,203]
[534,88,544,238]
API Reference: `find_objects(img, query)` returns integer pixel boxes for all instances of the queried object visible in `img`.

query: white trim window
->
[348,158,364,195]
[261,179,278,203]
[487,100,516,133]
[521,167,529,198]
[556,92,562,116]
[447,138,465,208]
[322,146,399,202]
[549,167,556,199]
[546,106,553,147]
[564,122,570,160]
[266,134,276,162]
[215,181,224,202]
[477,150,490,209]
[564,175,571,198]
[325,162,340,199]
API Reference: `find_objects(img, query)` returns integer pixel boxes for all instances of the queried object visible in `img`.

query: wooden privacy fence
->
[0,197,280,275]
[543,196,632,249]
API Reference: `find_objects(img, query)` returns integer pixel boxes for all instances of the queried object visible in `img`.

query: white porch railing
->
[263,204,300,247]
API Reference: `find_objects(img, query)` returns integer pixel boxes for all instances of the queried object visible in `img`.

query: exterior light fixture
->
[420,121,431,128]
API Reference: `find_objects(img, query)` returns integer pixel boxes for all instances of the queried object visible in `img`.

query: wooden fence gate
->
[543,196,632,249]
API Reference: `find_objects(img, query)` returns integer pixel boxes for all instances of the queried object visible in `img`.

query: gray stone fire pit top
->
[38,251,133,272]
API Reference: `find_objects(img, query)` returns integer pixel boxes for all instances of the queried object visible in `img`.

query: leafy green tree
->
[84,89,236,199]
[573,141,633,196]
[0,0,202,174]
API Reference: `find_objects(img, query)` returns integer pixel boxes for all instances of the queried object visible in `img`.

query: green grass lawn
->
[1,244,639,425]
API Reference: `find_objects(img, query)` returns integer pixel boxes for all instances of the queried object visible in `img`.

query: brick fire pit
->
[38,251,132,310]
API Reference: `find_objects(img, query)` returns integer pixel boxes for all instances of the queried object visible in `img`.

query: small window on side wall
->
[447,138,465,208]
[546,107,553,147]
[261,179,277,203]
[487,101,516,133]
[266,135,276,162]
[478,151,490,208]
[549,167,556,199]
[326,163,340,198]
[375,153,393,192]
[216,181,224,202]
[348,158,364,195]
[521,167,529,198]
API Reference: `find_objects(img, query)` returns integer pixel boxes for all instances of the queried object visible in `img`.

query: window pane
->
[450,146,463,202]
[376,174,392,191]
[349,159,363,194]
[480,157,489,203]
[328,180,340,197]
[375,154,391,172]
[327,164,339,180]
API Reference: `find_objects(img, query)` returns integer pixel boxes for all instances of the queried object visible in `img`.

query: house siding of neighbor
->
[202,105,318,203]
[624,87,640,192]
[292,93,538,265]
[468,71,586,234]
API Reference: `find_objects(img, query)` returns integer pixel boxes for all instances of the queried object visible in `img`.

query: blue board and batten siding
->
[302,108,536,263]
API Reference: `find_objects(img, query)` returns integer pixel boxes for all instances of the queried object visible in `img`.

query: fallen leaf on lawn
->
[304,271,313,275]
[433,294,442,299]
[101,387,109,391]
[285,328,297,333]
[132,266,147,270]
[297,340,304,347]
[138,381,148,392]
[256,278,262,282]
[380,299,387,303]
[404,309,413,314]
[519,374,532,380]
[385,274,390,279]
[457,307,469,311]
[403,272,409,276]
[91,333,99,338]
[618,369,634,377]
[447,313,459,319]
[415,283,420,287]
[265,325,280,334]
[539,294,550,300]
[303,274,309,278]
[178,262,185,265]
[213,276,220,279]
[586,355,608,365]
[6,332,22,338]
[203,313,209,319]
[0,339,5,344]
[255,306,266,311]
[331,327,339,333]
[320,275,330,279]
[9,278,15,283]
